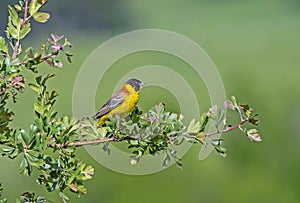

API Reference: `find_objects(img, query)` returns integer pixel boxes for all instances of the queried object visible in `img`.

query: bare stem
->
[12,0,29,59]
[55,138,115,148]
[21,0,29,29]
[12,40,19,59]
[205,117,249,137]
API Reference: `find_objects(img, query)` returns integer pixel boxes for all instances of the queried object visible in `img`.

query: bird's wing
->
[93,91,126,119]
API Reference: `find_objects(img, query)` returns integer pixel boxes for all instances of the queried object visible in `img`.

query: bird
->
[93,78,145,126]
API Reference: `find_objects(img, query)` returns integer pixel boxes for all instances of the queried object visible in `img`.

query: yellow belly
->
[98,91,139,126]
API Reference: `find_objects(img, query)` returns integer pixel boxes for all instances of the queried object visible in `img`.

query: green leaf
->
[19,156,32,175]
[17,192,51,203]
[28,84,41,94]
[34,101,44,114]
[37,0,50,6]
[195,132,206,144]
[187,119,199,133]
[0,37,8,54]
[35,75,42,85]
[29,0,47,15]
[77,185,87,195]
[33,12,51,23]
[97,127,107,137]
[29,0,37,14]
[41,74,55,85]
[240,104,253,117]
[230,96,238,107]
[199,113,209,132]
[81,165,94,179]
[20,129,30,145]
[14,4,22,11]
[214,146,227,157]
[6,6,22,39]
[249,113,260,125]
[26,47,35,58]
[19,21,31,39]
[8,6,20,27]
[230,96,243,119]
[49,90,58,100]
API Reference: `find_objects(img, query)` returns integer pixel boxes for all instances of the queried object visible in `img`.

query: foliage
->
[1,0,91,202]
[81,96,261,167]
[0,0,262,202]
[16,192,51,203]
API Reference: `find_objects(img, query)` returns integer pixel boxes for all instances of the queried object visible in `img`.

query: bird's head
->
[125,78,146,91]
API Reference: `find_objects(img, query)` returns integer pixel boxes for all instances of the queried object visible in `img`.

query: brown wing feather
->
[93,91,126,119]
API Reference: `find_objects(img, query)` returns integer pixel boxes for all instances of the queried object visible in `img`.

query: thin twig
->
[0,86,8,95]
[57,138,115,147]
[51,134,142,148]
[18,50,59,66]
[205,118,249,137]
[12,0,29,59]
[12,41,19,59]
[21,0,29,29]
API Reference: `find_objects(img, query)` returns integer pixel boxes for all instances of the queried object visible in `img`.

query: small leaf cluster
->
[16,192,50,203]
[118,103,186,167]
[4,0,51,58]
[192,96,262,157]
[81,103,188,168]
[25,33,73,72]
[225,96,261,142]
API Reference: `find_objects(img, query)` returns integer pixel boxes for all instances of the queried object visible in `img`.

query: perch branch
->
[205,117,249,137]
[52,117,250,148]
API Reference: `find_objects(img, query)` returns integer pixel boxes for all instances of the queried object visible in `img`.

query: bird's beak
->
[140,81,146,87]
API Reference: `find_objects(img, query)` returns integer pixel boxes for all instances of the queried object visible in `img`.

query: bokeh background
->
[1,0,300,202]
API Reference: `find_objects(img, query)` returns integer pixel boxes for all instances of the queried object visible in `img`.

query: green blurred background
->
[1,0,300,202]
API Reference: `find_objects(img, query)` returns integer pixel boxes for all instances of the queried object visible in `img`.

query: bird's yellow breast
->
[98,84,139,126]
[111,84,139,118]
[110,84,139,117]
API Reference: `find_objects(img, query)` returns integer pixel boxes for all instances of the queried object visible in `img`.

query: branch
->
[12,0,28,59]
[16,34,72,68]
[205,117,249,137]
[12,40,19,59]
[53,135,141,148]
[52,117,251,149]
[64,137,114,147]
[21,0,29,29]
[18,50,59,66]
